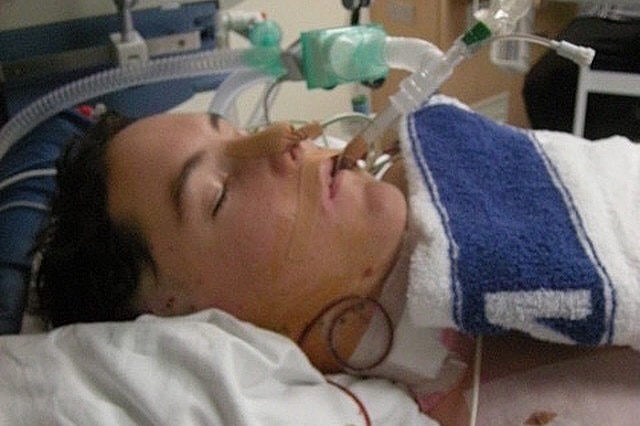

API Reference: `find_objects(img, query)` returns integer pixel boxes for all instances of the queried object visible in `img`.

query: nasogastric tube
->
[353,0,534,163]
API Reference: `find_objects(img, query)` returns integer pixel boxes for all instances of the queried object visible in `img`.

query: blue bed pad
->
[0,111,92,334]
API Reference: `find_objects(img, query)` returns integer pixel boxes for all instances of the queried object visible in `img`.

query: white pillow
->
[1,308,436,426]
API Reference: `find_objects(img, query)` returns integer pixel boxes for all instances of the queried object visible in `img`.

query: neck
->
[297,150,408,373]
[296,236,407,374]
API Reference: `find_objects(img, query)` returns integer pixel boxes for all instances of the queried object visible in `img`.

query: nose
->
[223,127,301,178]
[271,139,343,174]
[268,141,306,176]
[267,122,324,174]
[225,122,335,176]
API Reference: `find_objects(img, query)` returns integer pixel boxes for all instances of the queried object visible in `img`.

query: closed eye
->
[212,182,227,217]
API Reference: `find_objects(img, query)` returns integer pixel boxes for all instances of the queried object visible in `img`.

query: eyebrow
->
[170,149,207,222]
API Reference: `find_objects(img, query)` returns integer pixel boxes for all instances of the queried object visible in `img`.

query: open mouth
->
[330,153,358,177]
[328,152,360,199]
[329,155,340,198]
[330,154,340,177]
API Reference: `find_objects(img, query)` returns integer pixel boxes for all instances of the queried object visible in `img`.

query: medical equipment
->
[1,0,597,163]
[0,0,593,335]
[350,0,536,164]
[344,0,595,172]
[3,4,640,423]
[0,0,596,338]
[0,11,286,159]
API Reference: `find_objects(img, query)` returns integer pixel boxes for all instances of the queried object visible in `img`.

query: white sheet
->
[0,309,436,426]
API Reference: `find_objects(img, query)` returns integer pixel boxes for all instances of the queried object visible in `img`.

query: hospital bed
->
[0,0,227,336]
[1,1,639,425]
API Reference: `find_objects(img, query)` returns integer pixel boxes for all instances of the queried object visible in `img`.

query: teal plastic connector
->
[243,21,286,77]
[301,24,389,90]
[244,46,287,77]
[249,20,282,47]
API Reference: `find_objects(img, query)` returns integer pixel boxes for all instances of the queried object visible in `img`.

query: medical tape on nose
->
[225,122,323,158]
[225,122,296,158]
[224,122,324,263]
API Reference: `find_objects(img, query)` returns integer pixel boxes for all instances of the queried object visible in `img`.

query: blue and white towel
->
[400,96,640,349]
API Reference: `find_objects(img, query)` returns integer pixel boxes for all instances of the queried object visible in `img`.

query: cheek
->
[364,180,407,233]
[311,180,406,284]
[217,193,298,283]
[245,186,295,240]
[335,178,406,243]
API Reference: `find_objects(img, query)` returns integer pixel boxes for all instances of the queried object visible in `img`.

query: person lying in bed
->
[31,98,640,420]
[33,110,408,374]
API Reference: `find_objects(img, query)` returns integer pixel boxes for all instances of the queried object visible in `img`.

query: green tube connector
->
[243,20,286,77]
[243,46,287,77]
[249,20,282,48]
[301,24,389,90]
[461,21,492,46]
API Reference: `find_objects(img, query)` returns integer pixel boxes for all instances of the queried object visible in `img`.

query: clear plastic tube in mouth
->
[331,153,357,176]
[330,154,344,177]
[333,136,369,176]
[332,134,402,178]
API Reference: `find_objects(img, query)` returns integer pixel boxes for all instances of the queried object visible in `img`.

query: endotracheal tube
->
[356,0,534,167]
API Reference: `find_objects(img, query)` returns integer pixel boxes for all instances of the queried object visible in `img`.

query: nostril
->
[287,142,303,163]
[269,142,303,175]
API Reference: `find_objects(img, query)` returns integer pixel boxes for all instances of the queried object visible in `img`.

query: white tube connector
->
[110,30,149,65]
[551,40,595,67]
[384,37,444,73]
[390,40,469,115]
[215,10,265,48]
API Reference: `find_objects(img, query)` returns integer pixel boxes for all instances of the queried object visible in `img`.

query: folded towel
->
[400,97,640,349]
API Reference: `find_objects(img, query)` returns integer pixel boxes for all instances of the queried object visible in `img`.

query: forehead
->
[106,113,242,178]
[105,113,234,217]
[111,113,234,154]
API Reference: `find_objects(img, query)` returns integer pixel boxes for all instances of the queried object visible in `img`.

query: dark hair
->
[33,111,154,328]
